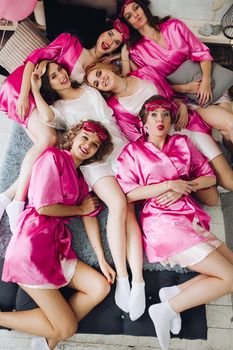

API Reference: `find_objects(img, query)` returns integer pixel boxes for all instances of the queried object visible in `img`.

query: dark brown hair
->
[60,119,114,165]
[39,61,81,105]
[139,95,174,124]
[120,0,170,47]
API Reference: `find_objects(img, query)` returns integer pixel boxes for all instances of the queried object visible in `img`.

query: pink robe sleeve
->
[175,19,213,62]
[107,96,144,142]
[29,149,64,210]
[186,137,216,179]
[116,143,141,194]
[25,33,83,75]
[131,66,174,100]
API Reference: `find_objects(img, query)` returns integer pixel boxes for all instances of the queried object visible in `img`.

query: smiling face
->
[71,129,101,165]
[87,67,116,91]
[96,29,123,55]
[123,2,147,30]
[145,107,171,138]
[47,62,71,91]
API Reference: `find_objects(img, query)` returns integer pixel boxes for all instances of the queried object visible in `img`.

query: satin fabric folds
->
[0,33,83,127]
[2,147,91,287]
[129,18,213,77]
[117,135,216,262]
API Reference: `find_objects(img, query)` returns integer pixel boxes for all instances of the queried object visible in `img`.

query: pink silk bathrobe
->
[2,146,95,287]
[116,135,216,262]
[0,33,83,127]
[129,18,213,76]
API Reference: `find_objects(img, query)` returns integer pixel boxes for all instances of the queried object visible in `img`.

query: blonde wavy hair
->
[60,120,113,165]
[84,62,121,89]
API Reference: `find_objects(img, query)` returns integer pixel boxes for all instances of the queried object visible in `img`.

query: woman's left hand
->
[99,257,116,285]
[156,190,183,206]
[175,102,189,131]
[100,53,121,64]
[197,79,212,106]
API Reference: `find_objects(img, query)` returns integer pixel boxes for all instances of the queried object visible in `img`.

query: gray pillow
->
[167,60,233,106]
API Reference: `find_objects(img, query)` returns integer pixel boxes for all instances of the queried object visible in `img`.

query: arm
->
[37,196,100,216]
[121,44,131,77]
[82,216,115,284]
[197,60,212,106]
[31,71,56,124]
[16,61,35,119]
[173,98,189,130]
[126,179,196,203]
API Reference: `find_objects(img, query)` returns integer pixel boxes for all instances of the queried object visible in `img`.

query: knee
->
[38,133,58,148]
[55,318,77,341]
[108,192,127,213]
[92,276,111,303]
[204,193,219,206]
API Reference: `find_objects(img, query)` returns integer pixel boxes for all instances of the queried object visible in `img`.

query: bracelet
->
[121,59,130,62]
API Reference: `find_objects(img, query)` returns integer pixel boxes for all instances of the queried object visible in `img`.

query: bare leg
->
[210,154,233,190]
[194,186,219,206]
[126,203,144,282]
[93,176,130,312]
[0,261,109,349]
[14,109,57,201]
[67,260,110,322]
[196,105,233,143]
[126,203,146,320]
[149,248,233,349]
[0,288,77,349]
[169,249,233,313]
[93,176,127,277]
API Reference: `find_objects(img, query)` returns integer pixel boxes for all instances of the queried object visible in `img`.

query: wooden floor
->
[0,97,233,350]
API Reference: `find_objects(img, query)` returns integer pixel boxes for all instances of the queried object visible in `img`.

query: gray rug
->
[221,192,233,250]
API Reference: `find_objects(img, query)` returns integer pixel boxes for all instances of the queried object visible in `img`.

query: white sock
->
[31,336,50,350]
[0,193,11,220]
[129,281,146,321]
[115,276,130,313]
[159,286,182,335]
[149,301,178,350]
[6,200,25,234]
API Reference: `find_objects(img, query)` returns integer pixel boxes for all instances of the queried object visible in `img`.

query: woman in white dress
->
[23,60,145,320]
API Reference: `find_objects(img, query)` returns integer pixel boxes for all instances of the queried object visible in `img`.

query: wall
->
[149,0,232,21]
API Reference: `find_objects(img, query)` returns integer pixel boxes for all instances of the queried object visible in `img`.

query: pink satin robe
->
[116,135,215,262]
[129,18,213,77]
[0,33,83,127]
[2,147,91,287]
[107,66,210,142]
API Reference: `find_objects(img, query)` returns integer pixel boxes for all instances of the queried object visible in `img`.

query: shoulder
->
[161,18,186,30]
[82,84,102,99]
[37,146,66,164]
[120,141,141,156]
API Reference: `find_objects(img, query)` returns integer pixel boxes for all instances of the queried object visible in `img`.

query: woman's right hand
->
[100,53,121,64]
[184,80,201,94]
[16,94,30,120]
[168,179,198,195]
[78,196,100,215]
[31,71,42,93]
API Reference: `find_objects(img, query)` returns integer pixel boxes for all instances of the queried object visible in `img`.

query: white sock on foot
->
[159,286,182,335]
[115,276,130,312]
[31,336,50,350]
[129,281,146,321]
[0,193,11,220]
[6,200,25,234]
[149,301,177,350]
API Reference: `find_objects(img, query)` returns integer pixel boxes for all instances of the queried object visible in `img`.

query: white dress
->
[48,85,128,186]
